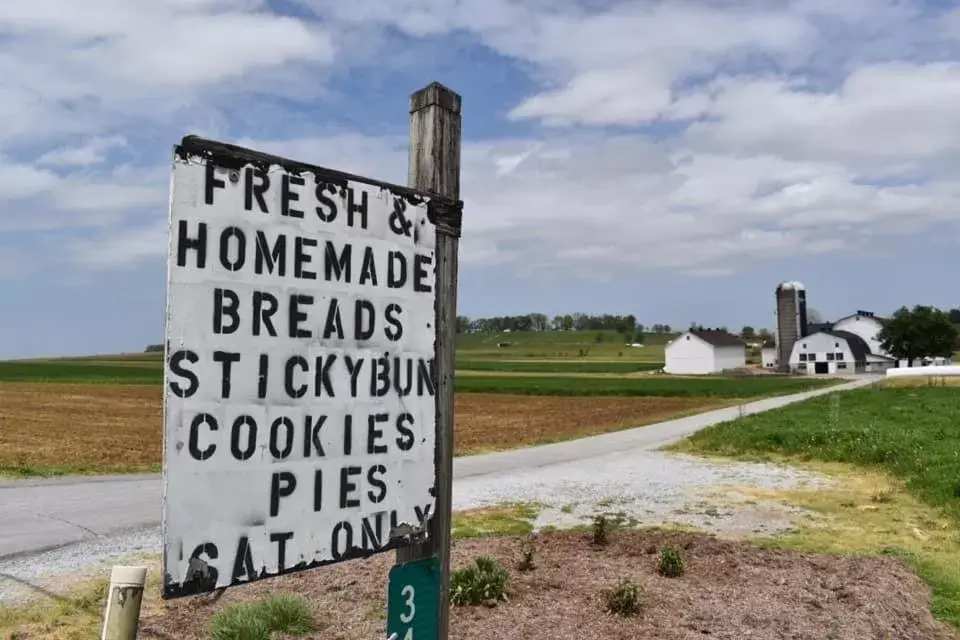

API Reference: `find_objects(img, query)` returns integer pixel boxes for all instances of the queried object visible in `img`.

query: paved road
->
[0,376,878,560]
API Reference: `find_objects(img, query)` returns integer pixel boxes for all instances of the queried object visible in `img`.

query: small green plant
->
[517,534,536,572]
[209,594,316,640]
[872,487,896,503]
[210,606,269,640]
[658,546,685,578]
[450,556,509,606]
[256,595,315,635]
[604,578,644,617]
[592,515,608,546]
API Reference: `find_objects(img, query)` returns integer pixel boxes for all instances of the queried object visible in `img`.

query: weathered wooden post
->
[395,82,462,640]
[100,565,147,640]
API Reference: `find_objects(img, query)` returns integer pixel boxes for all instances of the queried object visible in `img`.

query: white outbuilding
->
[665,330,747,375]
[761,340,778,369]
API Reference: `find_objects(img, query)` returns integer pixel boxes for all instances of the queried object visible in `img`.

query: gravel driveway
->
[0,448,835,604]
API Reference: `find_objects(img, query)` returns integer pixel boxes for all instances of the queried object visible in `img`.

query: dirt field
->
[453,394,729,453]
[0,383,162,475]
[0,383,728,475]
[135,529,954,640]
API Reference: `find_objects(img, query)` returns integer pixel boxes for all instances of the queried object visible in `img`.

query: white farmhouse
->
[665,330,747,375]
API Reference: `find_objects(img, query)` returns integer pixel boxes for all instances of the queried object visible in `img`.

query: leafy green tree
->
[949,308,960,324]
[879,305,959,366]
[741,326,756,340]
[456,316,471,333]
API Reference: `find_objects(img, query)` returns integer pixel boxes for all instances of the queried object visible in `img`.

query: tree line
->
[880,305,959,365]
[457,314,673,338]
[146,305,960,358]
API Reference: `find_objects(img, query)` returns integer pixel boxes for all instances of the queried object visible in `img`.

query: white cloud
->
[687,62,960,165]
[37,136,128,167]
[3,0,960,282]
[0,159,59,199]
[0,0,335,148]
[0,156,169,233]
[68,219,168,268]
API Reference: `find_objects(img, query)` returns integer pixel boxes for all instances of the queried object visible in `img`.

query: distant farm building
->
[761,340,777,369]
[770,278,921,375]
[774,281,808,373]
[665,330,746,375]
[788,311,897,375]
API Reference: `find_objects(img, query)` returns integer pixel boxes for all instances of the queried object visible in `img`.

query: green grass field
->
[0,361,162,384]
[454,330,671,362]
[672,386,960,626]
[3,330,673,376]
[0,360,834,397]
[455,375,838,397]
[676,386,960,518]
[455,329,675,347]
[456,360,663,373]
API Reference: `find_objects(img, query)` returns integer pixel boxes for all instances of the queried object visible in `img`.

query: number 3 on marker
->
[400,584,415,624]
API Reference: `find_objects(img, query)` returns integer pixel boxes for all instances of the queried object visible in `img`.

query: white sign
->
[161,138,437,598]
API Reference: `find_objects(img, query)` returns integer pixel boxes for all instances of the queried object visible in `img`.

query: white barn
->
[789,329,896,375]
[829,311,954,368]
[831,312,887,357]
[665,330,747,375]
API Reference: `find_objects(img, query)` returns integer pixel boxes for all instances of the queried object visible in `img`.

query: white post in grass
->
[101,565,148,640]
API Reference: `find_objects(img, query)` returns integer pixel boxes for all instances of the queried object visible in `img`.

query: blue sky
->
[2,0,960,358]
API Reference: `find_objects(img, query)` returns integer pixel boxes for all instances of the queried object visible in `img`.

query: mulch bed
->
[139,530,956,640]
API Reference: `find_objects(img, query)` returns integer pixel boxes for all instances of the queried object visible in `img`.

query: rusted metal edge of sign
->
[174,136,463,236]
[164,525,429,600]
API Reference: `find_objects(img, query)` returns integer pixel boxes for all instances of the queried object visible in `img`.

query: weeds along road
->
[0,377,879,564]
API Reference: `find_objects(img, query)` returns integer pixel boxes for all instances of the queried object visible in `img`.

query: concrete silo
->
[775,281,808,373]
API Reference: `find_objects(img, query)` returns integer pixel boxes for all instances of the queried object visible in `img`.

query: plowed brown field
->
[0,383,731,476]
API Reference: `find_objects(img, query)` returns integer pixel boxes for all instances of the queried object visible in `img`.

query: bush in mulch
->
[591,515,609,547]
[517,534,537,572]
[658,546,685,578]
[603,578,644,617]
[209,594,315,640]
[450,556,510,606]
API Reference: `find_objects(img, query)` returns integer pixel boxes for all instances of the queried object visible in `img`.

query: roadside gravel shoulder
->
[1,448,836,604]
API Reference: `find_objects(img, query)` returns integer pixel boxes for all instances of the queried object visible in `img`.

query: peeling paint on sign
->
[161,137,442,599]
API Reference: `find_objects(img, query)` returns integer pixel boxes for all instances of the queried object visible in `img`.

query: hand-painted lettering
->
[166,158,438,593]
[168,349,199,398]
